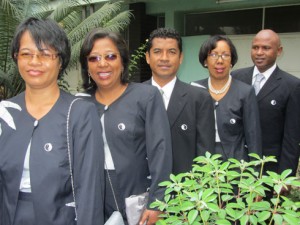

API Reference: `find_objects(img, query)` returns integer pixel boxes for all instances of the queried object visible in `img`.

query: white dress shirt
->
[152,76,177,110]
[19,140,32,192]
[252,63,277,89]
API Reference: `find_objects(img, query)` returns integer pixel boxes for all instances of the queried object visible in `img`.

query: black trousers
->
[13,192,36,225]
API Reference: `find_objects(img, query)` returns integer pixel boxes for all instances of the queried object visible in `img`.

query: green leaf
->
[188,210,198,224]
[256,211,271,222]
[274,184,283,194]
[225,207,236,219]
[249,215,258,225]
[207,203,219,212]
[283,214,300,224]
[215,219,232,225]
[221,194,233,202]
[280,169,292,179]
[201,209,210,222]
[240,215,249,225]
[202,188,215,200]
[250,201,271,211]
[218,209,226,219]
[273,213,283,225]
[180,202,195,211]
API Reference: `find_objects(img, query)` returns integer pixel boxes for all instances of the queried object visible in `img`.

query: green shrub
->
[151,152,300,225]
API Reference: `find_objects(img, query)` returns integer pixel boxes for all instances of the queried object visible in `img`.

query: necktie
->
[253,73,265,95]
[159,89,166,109]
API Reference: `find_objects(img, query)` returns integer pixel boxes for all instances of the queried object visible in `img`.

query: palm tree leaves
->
[67,1,133,67]
[0,0,132,100]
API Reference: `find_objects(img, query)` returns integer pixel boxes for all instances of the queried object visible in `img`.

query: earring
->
[88,72,91,84]
[204,64,207,67]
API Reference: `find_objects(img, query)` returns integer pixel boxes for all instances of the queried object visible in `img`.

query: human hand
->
[139,209,162,225]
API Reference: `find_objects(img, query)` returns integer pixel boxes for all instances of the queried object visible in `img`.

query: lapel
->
[257,67,281,101]
[167,79,188,128]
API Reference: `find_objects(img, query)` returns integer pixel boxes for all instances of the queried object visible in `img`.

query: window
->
[265,5,300,33]
[185,5,300,36]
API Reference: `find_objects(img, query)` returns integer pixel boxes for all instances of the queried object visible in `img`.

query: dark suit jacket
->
[0,91,104,225]
[232,66,300,175]
[145,79,215,174]
[195,78,262,161]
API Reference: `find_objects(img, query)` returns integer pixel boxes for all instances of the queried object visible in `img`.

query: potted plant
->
[151,152,300,225]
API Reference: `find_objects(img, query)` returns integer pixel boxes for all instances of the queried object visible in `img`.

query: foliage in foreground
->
[151,152,300,225]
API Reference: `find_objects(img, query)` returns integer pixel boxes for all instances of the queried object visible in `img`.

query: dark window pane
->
[265,5,300,33]
[158,16,165,28]
[185,9,262,36]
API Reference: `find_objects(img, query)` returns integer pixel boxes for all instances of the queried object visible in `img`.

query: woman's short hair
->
[11,17,70,79]
[80,28,129,94]
[199,35,238,68]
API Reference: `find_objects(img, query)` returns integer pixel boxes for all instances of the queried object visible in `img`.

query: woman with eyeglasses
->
[78,28,172,225]
[0,17,105,225]
[192,35,262,162]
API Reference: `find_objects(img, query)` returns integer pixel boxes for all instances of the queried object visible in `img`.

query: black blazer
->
[0,91,104,225]
[145,79,215,174]
[195,78,262,161]
[232,66,300,175]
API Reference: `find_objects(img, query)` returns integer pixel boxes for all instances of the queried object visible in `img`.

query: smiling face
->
[146,38,183,86]
[17,31,61,90]
[205,40,232,81]
[87,37,123,90]
[251,30,282,73]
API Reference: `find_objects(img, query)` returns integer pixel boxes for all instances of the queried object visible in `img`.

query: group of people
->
[0,16,299,225]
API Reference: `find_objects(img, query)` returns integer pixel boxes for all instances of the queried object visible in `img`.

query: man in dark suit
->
[144,28,215,174]
[232,29,300,186]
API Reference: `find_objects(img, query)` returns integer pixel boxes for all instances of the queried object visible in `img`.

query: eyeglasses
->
[16,52,59,61]
[87,53,118,63]
[208,53,231,60]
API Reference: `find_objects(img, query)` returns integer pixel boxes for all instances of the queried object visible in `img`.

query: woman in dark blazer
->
[193,35,262,161]
[78,28,172,225]
[0,18,104,225]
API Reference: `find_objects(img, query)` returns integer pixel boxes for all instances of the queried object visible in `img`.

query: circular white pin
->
[271,100,276,105]
[44,143,53,152]
[230,119,236,124]
[181,124,188,130]
[118,123,126,130]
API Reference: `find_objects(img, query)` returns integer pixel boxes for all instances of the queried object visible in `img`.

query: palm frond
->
[0,0,131,99]
[67,1,125,45]
[0,0,22,18]
[68,40,84,69]
[49,0,83,22]
[102,10,133,32]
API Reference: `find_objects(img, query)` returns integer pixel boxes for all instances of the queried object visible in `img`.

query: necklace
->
[208,75,232,95]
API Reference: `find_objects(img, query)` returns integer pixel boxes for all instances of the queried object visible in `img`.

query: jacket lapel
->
[257,67,281,101]
[167,80,187,128]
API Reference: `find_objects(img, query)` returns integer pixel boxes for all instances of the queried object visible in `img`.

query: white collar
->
[253,63,277,82]
[151,76,177,100]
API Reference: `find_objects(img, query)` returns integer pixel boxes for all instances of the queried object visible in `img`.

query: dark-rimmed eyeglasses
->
[87,54,118,63]
[208,53,231,60]
[15,52,59,61]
